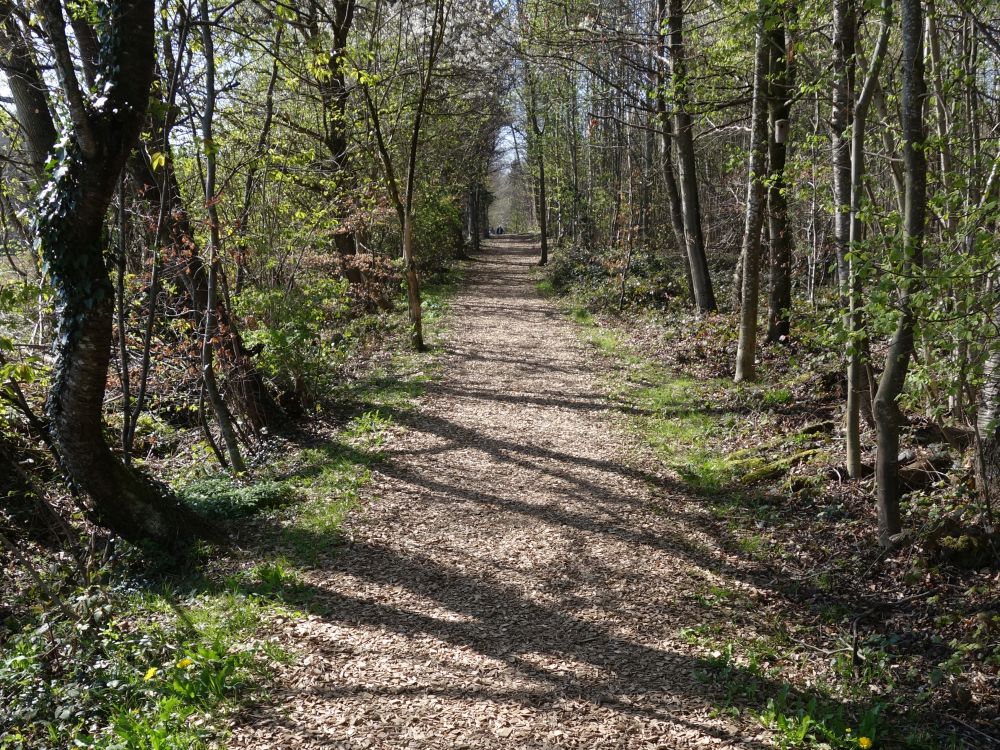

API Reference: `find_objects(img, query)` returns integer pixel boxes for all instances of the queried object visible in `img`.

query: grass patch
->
[180,476,298,519]
[535,277,556,298]
[2,269,462,750]
[548,291,747,495]
[632,375,741,493]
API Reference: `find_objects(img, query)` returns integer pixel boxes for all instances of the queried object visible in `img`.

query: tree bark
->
[656,0,692,300]
[304,0,361,282]
[831,0,856,294]
[668,0,716,312]
[128,59,281,435]
[873,0,926,544]
[765,4,795,343]
[199,0,246,473]
[0,5,57,175]
[33,0,204,548]
[977,343,1000,526]
[846,0,892,479]
[528,76,549,266]
[362,0,446,352]
[734,6,771,384]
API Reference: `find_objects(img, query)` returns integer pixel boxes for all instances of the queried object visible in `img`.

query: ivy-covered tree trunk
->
[765,3,795,344]
[36,0,201,548]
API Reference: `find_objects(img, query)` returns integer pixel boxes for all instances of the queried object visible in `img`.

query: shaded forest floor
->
[223,237,995,749]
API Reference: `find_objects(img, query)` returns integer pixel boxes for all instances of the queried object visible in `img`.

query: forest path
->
[230,237,765,749]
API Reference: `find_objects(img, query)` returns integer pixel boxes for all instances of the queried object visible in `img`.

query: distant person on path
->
[495,226,505,236]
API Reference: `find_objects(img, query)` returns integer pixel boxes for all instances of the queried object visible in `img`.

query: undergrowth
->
[1,269,460,749]
[540,265,993,748]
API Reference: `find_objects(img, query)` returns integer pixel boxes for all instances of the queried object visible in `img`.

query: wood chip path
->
[229,238,773,749]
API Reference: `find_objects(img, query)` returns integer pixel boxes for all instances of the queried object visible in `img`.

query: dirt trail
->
[230,238,768,749]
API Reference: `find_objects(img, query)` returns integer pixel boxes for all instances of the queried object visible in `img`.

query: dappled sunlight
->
[227,239,859,750]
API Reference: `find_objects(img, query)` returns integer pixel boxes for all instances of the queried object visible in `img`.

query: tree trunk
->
[873,0,926,545]
[831,0,856,294]
[668,0,716,312]
[34,0,203,548]
[528,76,549,266]
[199,0,246,472]
[977,344,1000,525]
[734,6,771,384]
[470,185,482,253]
[129,146,281,435]
[536,135,549,265]
[765,5,795,343]
[307,0,361,284]
[846,0,892,479]
[656,0,693,300]
[402,209,425,350]
[0,6,57,175]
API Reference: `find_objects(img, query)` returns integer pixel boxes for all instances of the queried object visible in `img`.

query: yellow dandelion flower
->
[176,657,194,669]
[858,737,873,749]
[143,667,158,681]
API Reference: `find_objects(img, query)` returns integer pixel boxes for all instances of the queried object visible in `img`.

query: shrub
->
[234,277,351,404]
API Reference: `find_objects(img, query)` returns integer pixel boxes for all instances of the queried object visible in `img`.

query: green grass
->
[422,267,462,326]
[550,292,744,495]
[762,387,793,406]
[1,424,369,749]
[535,277,556,298]
[632,375,741,493]
[2,266,462,750]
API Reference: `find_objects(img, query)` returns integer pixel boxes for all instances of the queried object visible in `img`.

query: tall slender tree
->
[873,0,927,544]
[765,1,795,343]
[845,0,892,478]
[734,3,771,383]
[668,0,716,312]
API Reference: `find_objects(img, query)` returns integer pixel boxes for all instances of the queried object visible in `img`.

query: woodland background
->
[0,0,999,747]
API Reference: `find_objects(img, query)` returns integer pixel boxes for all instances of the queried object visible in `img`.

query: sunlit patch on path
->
[229,238,771,749]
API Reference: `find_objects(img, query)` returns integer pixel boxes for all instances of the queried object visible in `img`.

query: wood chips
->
[227,239,770,749]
